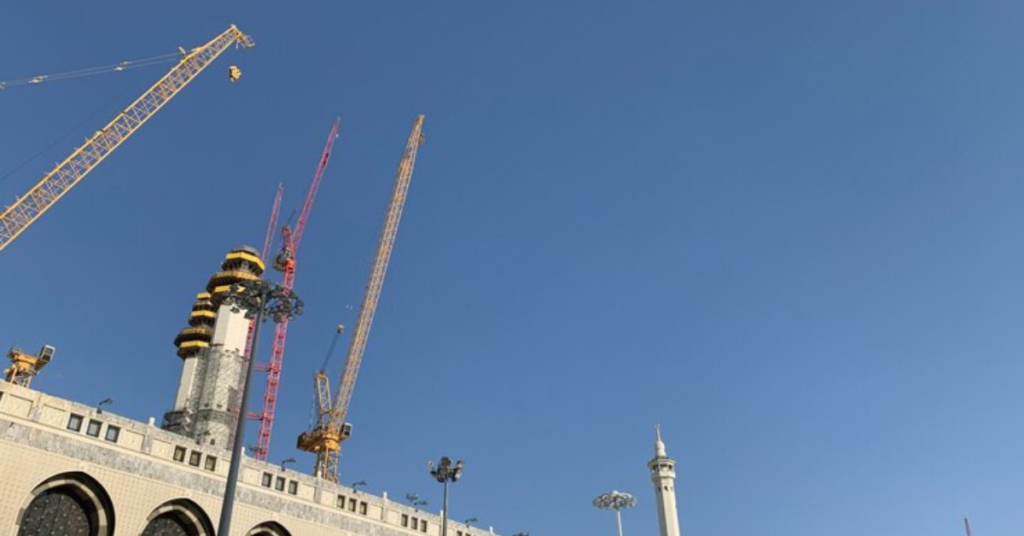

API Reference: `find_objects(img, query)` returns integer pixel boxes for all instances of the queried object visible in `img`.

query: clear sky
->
[2,1,1023,535]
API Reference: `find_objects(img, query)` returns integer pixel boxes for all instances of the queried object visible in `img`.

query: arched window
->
[15,472,115,536]
[139,499,214,536]
[246,521,292,536]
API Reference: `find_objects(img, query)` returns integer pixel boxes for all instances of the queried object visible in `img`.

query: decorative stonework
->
[0,381,496,536]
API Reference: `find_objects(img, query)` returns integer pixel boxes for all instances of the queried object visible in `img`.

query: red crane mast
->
[251,119,340,461]
[242,184,284,364]
[261,184,284,261]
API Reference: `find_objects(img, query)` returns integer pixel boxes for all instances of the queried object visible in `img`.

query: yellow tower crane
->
[0,25,255,252]
[298,116,426,482]
[4,345,55,388]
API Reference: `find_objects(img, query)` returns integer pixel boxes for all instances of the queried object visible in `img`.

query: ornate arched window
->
[246,521,292,536]
[15,472,115,536]
[139,499,214,536]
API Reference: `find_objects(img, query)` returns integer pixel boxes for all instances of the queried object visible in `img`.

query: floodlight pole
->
[430,456,464,536]
[592,491,637,536]
[217,280,302,536]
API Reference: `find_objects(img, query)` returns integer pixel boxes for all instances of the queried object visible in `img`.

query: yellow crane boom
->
[298,116,425,481]
[0,25,254,251]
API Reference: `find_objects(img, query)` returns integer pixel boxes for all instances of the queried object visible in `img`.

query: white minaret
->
[648,426,681,536]
[163,246,265,449]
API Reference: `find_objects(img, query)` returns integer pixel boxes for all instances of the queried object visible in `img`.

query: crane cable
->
[0,51,181,90]
[0,90,129,184]
[319,325,345,373]
[309,325,345,427]
[0,50,189,186]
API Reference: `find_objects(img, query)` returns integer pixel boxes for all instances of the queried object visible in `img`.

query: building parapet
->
[0,381,495,536]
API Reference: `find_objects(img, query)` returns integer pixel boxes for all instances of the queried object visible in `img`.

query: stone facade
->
[189,302,249,449]
[0,381,494,536]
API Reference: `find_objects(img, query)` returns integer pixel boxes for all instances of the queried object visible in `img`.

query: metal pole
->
[442,478,450,536]
[616,508,623,536]
[217,288,266,536]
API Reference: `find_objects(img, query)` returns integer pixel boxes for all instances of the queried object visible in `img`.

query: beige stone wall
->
[0,382,493,536]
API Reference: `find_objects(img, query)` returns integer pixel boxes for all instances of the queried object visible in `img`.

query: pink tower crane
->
[249,119,340,462]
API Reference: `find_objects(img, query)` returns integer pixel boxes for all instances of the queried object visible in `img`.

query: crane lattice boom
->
[0,25,254,252]
[251,120,340,462]
[298,116,425,481]
[261,184,284,261]
[240,184,283,435]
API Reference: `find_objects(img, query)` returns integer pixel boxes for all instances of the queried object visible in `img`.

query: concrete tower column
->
[164,292,217,436]
[163,246,265,448]
[193,246,265,449]
[648,426,681,536]
[192,300,250,448]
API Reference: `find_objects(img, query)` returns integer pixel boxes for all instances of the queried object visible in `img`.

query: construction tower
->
[164,246,265,448]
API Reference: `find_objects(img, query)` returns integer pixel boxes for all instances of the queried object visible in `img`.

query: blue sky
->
[3,1,1024,534]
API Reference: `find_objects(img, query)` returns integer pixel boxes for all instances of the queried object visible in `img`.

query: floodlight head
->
[592,491,638,511]
[97,397,114,413]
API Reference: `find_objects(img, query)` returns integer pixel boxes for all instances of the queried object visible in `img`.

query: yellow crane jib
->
[0,25,254,252]
[298,116,426,482]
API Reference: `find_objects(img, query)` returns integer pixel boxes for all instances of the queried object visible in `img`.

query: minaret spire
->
[648,426,681,536]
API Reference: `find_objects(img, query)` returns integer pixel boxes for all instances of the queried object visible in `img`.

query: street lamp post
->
[429,456,464,536]
[97,397,113,414]
[216,279,302,536]
[593,491,637,536]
